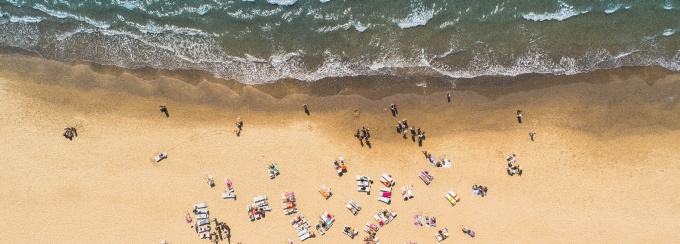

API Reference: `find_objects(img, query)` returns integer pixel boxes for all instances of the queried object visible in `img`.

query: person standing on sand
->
[303,104,309,116]
[529,131,535,141]
[160,105,169,117]
[517,110,523,123]
[447,92,451,103]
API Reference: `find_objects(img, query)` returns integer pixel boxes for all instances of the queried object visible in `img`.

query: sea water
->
[0,0,678,84]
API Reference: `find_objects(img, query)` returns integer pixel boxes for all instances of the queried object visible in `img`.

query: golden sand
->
[1,54,679,243]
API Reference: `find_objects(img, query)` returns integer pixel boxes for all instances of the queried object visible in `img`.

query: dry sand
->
[1,54,680,243]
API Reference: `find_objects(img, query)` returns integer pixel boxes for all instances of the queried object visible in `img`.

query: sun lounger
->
[195,213,208,220]
[299,231,311,241]
[350,200,362,210]
[315,223,326,235]
[193,208,208,214]
[429,216,437,227]
[197,218,210,226]
[357,181,370,187]
[356,175,370,181]
[358,185,371,194]
[222,190,236,199]
[380,173,394,187]
[319,212,334,230]
[378,196,391,204]
[199,232,210,239]
[253,195,268,203]
[198,225,211,233]
[443,158,451,168]
[380,186,392,192]
[154,152,167,162]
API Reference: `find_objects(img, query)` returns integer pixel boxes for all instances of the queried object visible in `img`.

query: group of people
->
[472,184,489,197]
[354,127,372,148]
[506,154,523,176]
[63,127,77,140]
[396,119,426,146]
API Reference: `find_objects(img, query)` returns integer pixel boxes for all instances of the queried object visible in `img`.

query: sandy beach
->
[1,53,680,243]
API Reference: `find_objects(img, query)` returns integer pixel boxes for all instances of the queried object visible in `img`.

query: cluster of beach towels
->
[346,200,362,216]
[267,163,280,179]
[374,208,397,227]
[192,202,211,239]
[282,192,297,215]
[315,212,335,235]
[506,154,523,176]
[413,214,436,227]
[247,195,271,221]
[435,227,450,242]
[378,173,395,204]
[445,190,460,206]
[342,224,359,239]
[332,157,348,176]
[419,169,434,185]
[401,185,414,201]
[290,214,315,241]
[222,178,236,199]
[319,185,332,200]
[356,176,371,194]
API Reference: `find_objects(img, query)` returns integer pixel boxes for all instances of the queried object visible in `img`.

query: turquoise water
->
[0,0,678,84]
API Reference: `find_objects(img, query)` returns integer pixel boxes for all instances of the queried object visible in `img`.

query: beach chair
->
[356,175,370,182]
[195,213,208,220]
[199,232,210,239]
[254,195,268,203]
[350,200,362,210]
[198,225,211,233]
[299,231,311,241]
[197,219,210,226]
[379,186,392,192]
[193,202,208,209]
[429,216,437,227]
[193,208,208,214]
[223,189,236,199]
[346,203,359,216]
[378,196,391,204]
[154,152,167,162]
[358,185,371,194]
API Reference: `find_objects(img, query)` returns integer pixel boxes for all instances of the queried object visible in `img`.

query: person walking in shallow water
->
[529,131,535,141]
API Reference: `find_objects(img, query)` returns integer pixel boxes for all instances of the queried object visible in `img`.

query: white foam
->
[32,4,111,29]
[663,29,675,37]
[604,4,622,14]
[522,1,588,21]
[396,2,435,29]
[354,22,368,32]
[267,0,297,6]
[663,1,673,10]
[9,16,44,23]
[320,0,333,3]
[113,0,144,11]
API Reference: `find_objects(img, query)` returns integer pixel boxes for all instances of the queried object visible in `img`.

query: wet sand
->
[0,53,679,243]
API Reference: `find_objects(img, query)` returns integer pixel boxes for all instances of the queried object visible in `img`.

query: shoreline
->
[1,52,679,243]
